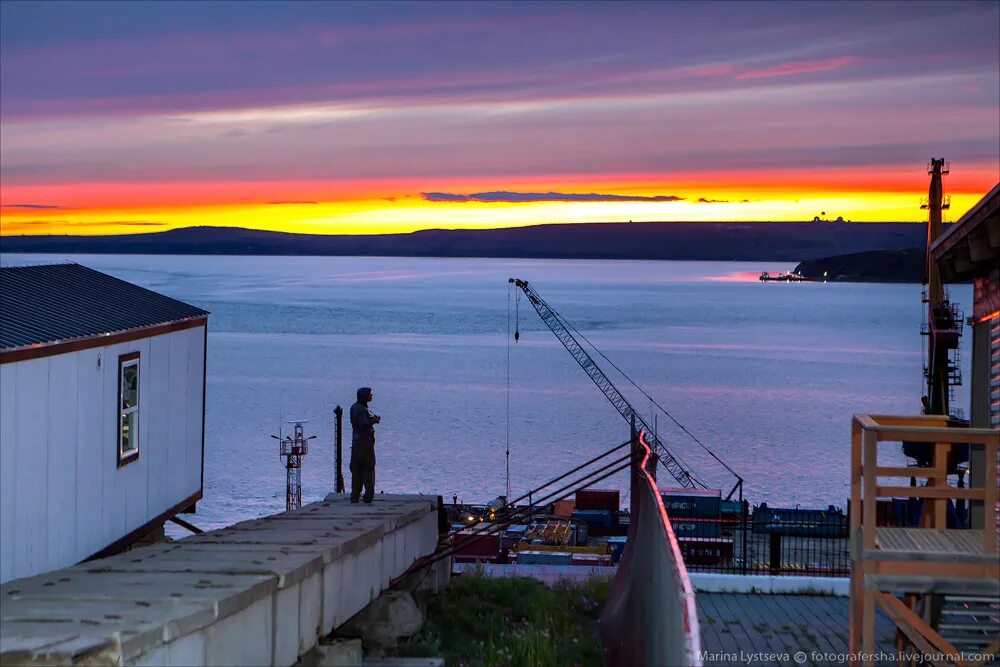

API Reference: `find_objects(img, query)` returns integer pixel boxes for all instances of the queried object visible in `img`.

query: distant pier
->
[0,494,439,666]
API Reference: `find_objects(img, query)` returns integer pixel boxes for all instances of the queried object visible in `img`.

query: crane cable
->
[524,293,708,485]
[555,308,739,479]
[505,283,511,502]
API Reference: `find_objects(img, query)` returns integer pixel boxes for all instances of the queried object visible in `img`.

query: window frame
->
[117,351,140,467]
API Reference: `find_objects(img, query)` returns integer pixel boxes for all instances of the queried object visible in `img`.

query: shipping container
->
[554,499,576,517]
[501,524,529,550]
[570,553,613,567]
[517,551,574,565]
[660,487,721,519]
[677,536,734,566]
[752,504,847,537]
[669,518,721,539]
[576,489,620,512]
[572,509,615,527]
[453,527,501,558]
[720,500,744,518]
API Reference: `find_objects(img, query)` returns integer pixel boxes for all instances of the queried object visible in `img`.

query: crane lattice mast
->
[509,278,704,490]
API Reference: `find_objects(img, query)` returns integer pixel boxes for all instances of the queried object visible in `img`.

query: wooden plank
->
[875,466,944,478]
[933,443,949,529]
[862,587,876,661]
[876,592,973,667]
[863,430,877,550]
[850,418,863,660]
[970,639,999,667]
[875,528,986,555]
[865,414,952,428]
[983,442,998,555]
[876,486,983,500]
[869,424,999,444]
[864,574,1000,596]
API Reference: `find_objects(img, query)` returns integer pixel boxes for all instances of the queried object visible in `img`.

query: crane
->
[509,278,735,492]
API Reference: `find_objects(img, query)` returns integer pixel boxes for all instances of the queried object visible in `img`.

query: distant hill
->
[0,221,929,261]
[794,247,925,282]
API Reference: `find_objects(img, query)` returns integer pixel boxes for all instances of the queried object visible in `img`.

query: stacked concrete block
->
[0,494,439,666]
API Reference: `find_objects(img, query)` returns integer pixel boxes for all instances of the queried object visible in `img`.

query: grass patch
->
[395,574,609,667]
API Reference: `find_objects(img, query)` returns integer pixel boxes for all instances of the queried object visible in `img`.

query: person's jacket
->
[350,401,376,447]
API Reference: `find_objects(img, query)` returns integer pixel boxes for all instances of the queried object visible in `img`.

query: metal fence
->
[675,507,850,576]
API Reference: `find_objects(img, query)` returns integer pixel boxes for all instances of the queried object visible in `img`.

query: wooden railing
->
[600,431,702,667]
[849,414,999,666]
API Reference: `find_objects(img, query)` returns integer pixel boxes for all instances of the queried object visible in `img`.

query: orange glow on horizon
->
[2,166,997,236]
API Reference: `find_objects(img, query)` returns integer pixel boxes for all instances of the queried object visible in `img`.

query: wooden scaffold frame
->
[850,414,999,667]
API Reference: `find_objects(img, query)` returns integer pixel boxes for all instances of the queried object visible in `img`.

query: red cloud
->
[736,55,857,80]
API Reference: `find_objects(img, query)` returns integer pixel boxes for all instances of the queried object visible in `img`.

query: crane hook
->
[514,329,520,343]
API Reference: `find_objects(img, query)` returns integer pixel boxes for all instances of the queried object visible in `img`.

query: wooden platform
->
[873,528,994,562]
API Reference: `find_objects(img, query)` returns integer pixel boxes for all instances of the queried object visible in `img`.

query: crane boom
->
[509,278,702,489]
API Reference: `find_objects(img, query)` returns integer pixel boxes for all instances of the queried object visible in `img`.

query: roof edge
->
[0,315,208,364]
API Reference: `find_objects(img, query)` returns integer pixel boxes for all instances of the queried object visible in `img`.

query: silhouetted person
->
[350,387,380,503]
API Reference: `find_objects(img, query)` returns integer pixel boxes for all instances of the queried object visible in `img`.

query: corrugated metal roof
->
[0,263,209,350]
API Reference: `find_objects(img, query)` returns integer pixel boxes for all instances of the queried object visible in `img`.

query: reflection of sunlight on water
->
[704,269,789,282]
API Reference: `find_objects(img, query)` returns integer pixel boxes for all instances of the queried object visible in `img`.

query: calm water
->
[3,254,973,531]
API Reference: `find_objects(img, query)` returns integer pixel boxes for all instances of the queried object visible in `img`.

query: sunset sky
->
[1,1,998,236]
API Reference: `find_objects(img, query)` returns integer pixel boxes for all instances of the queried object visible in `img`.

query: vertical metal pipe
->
[334,405,344,493]
[740,480,748,575]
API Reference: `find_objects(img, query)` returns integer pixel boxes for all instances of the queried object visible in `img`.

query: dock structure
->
[0,494,440,666]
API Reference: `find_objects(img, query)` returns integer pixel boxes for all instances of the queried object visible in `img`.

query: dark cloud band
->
[422,191,684,203]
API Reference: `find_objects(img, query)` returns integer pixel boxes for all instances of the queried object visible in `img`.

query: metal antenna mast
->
[272,420,316,511]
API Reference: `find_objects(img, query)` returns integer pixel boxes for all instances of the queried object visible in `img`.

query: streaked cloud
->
[2,203,63,209]
[0,2,997,235]
[736,55,858,80]
[422,191,684,203]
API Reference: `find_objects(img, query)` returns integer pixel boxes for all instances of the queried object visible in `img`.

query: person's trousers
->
[350,443,376,503]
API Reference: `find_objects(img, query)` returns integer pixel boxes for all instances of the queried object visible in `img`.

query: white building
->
[0,263,209,583]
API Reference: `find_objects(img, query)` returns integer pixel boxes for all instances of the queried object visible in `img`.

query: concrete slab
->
[2,571,276,621]
[0,597,216,643]
[0,632,119,666]
[178,527,383,562]
[78,545,324,589]
[0,494,439,667]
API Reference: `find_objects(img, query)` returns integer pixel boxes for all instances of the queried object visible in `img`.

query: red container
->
[554,499,576,517]
[453,529,500,559]
[576,488,620,512]
[571,553,613,567]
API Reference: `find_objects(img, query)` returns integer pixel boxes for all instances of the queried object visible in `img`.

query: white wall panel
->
[46,353,78,572]
[75,348,105,560]
[102,343,131,545]
[1,363,18,583]
[2,322,206,584]
[13,358,49,580]
[145,334,172,517]
[168,333,190,505]
[186,327,206,499]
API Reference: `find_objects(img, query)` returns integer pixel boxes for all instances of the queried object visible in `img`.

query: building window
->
[118,352,140,466]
